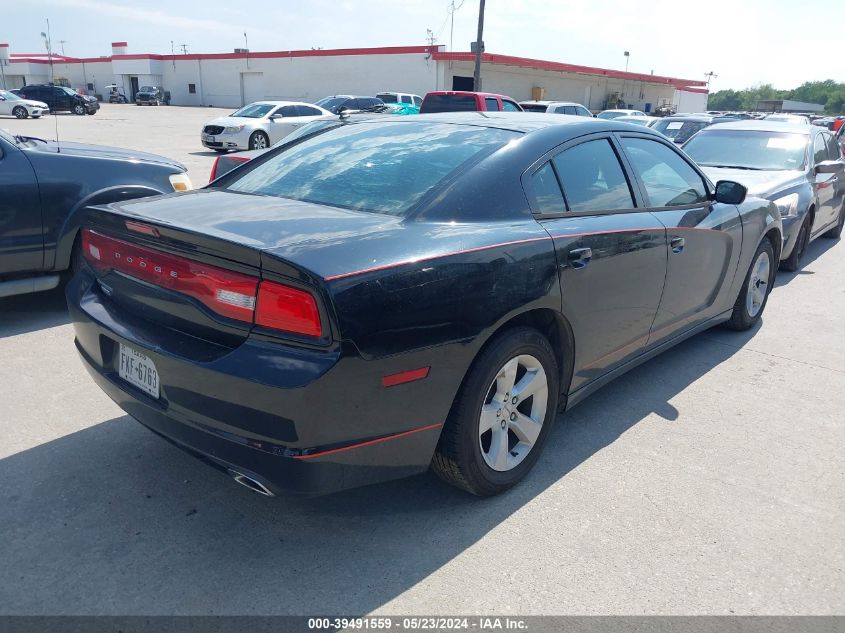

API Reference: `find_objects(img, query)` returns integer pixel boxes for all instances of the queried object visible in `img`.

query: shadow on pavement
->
[773,236,839,288]
[0,331,746,615]
[0,285,69,338]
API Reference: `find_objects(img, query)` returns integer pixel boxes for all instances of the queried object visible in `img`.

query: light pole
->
[244,32,249,68]
[705,71,718,90]
[472,0,486,91]
[41,20,54,85]
[622,51,630,106]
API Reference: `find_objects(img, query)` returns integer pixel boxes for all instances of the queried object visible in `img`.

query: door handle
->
[567,247,592,269]
[670,236,685,254]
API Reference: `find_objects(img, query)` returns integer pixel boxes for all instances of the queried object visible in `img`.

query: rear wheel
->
[431,327,560,496]
[725,238,775,331]
[12,106,28,119]
[822,204,845,239]
[780,212,811,272]
[249,131,269,150]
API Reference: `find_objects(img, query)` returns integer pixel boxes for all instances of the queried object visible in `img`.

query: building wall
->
[673,89,708,114]
[443,61,677,112]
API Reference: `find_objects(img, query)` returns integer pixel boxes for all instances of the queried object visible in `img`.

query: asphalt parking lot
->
[1,104,844,616]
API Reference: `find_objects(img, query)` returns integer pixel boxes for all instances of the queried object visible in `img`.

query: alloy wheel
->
[479,354,548,472]
[746,250,770,318]
[13,106,27,119]
[251,134,268,150]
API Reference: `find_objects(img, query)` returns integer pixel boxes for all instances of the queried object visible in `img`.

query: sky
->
[3,0,843,91]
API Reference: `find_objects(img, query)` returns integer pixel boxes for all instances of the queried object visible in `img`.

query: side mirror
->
[714,180,747,205]
[815,160,844,175]
[269,113,282,120]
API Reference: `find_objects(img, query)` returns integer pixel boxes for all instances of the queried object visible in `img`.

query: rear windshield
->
[521,104,548,113]
[376,93,399,103]
[226,121,520,216]
[652,120,709,143]
[420,95,478,113]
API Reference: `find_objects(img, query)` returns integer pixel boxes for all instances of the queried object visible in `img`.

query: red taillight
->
[81,229,323,337]
[82,228,256,321]
[209,155,250,183]
[255,281,323,337]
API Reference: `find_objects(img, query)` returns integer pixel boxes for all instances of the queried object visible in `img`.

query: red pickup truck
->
[420,91,524,114]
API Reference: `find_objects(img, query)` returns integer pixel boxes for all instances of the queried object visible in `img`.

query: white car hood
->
[205,116,263,128]
[18,98,49,109]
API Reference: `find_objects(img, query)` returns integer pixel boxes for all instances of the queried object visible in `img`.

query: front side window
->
[226,121,519,216]
[278,105,299,117]
[814,134,828,165]
[400,95,412,104]
[530,162,566,214]
[413,96,422,106]
[577,107,592,117]
[485,97,500,111]
[502,100,521,112]
[563,106,577,115]
[621,137,708,207]
[553,139,635,212]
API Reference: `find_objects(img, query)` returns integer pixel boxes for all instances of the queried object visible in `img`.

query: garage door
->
[240,72,264,106]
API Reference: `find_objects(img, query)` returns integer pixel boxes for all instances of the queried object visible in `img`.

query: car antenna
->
[53,108,60,153]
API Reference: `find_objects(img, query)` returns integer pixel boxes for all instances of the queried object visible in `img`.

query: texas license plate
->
[118,343,160,398]
[203,134,215,142]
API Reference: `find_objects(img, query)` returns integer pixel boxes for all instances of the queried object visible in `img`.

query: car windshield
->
[140,86,155,92]
[230,104,274,118]
[652,120,710,142]
[0,90,22,101]
[226,121,519,215]
[684,130,808,171]
[60,87,77,95]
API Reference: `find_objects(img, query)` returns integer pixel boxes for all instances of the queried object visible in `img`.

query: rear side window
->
[530,162,566,214]
[227,121,519,216]
[400,95,412,104]
[485,97,500,111]
[297,105,323,117]
[621,137,708,207]
[420,94,478,113]
[553,139,635,211]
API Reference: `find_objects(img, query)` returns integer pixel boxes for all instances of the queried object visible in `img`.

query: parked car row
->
[54,110,843,500]
[7,84,99,116]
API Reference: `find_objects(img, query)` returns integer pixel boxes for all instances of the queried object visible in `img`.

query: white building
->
[0,42,707,113]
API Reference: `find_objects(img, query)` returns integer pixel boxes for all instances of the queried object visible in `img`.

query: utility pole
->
[622,51,629,105]
[705,71,718,89]
[244,32,249,68]
[180,43,188,55]
[58,40,67,55]
[171,41,176,70]
[472,0,485,91]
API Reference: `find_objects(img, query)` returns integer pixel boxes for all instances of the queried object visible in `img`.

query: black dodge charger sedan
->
[68,113,782,497]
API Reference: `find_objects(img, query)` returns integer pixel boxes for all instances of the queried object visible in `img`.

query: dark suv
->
[314,95,384,114]
[135,86,170,106]
[17,84,99,115]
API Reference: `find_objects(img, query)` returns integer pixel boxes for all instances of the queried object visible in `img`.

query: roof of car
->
[248,101,324,107]
[519,100,585,107]
[425,91,514,99]
[350,111,665,136]
[657,114,714,122]
[694,120,814,134]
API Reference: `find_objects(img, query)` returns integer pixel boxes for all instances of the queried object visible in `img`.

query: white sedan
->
[201,101,334,152]
[0,90,49,119]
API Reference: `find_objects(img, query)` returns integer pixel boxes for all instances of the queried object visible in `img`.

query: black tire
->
[725,237,775,331]
[780,212,811,272]
[431,327,560,496]
[249,131,270,150]
[12,106,28,119]
[86,110,96,115]
[822,204,845,239]
[73,103,86,115]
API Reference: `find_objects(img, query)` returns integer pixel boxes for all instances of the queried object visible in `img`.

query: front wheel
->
[249,131,269,150]
[725,238,775,331]
[73,103,86,115]
[780,212,810,272]
[12,106,28,119]
[432,327,560,496]
[822,204,845,239]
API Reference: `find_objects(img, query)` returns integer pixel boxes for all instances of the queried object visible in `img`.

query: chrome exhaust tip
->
[228,469,275,497]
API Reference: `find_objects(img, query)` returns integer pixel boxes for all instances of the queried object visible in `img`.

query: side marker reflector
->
[382,367,430,388]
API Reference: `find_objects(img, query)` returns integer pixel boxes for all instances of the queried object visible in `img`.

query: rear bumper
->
[66,271,446,495]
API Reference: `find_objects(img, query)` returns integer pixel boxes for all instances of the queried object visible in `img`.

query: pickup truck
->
[419,91,523,113]
[136,86,171,106]
[0,129,191,298]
